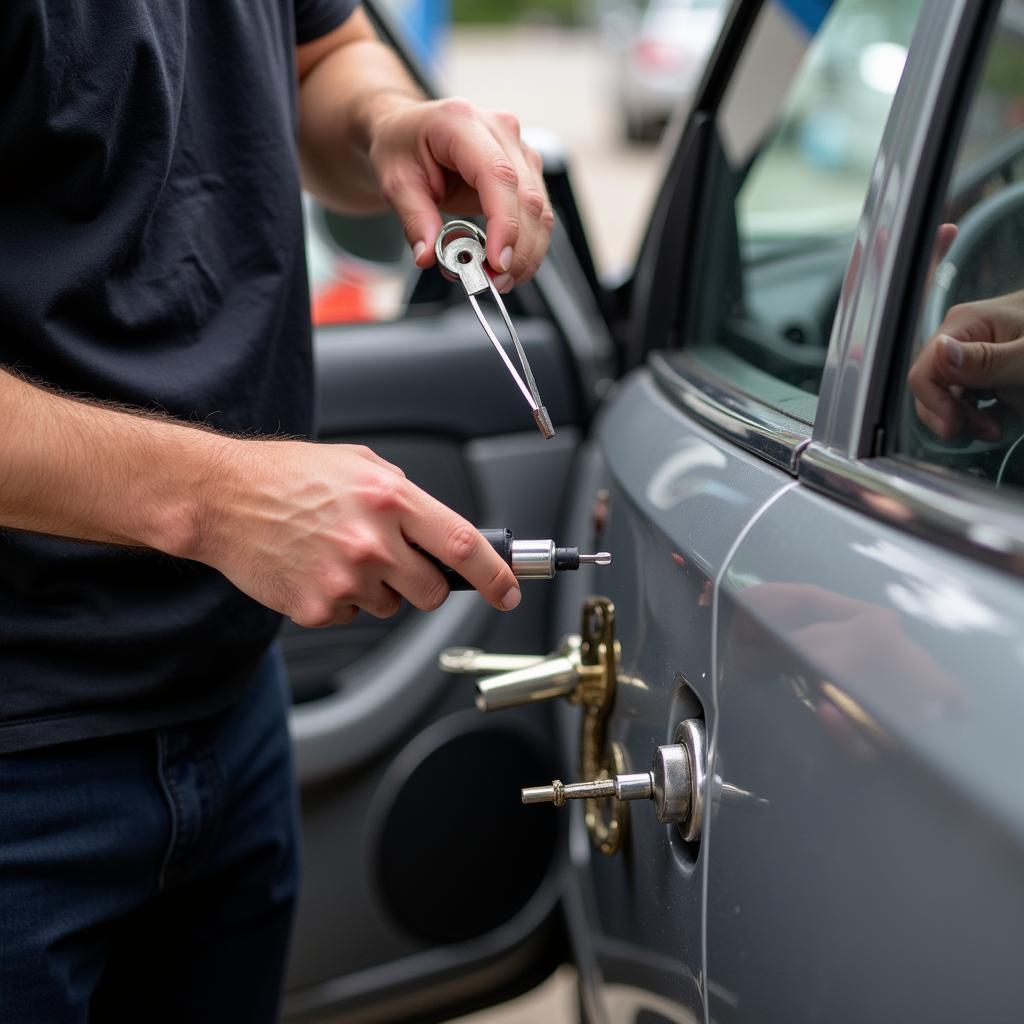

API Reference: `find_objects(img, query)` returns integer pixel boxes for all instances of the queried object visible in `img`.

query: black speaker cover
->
[376,726,558,944]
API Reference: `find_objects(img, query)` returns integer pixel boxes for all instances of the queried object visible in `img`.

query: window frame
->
[641,0,934,475]
[798,0,1024,576]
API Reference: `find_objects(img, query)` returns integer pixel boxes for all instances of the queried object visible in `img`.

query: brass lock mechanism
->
[438,596,628,854]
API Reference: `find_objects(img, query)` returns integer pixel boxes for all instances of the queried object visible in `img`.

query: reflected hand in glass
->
[909,285,1024,442]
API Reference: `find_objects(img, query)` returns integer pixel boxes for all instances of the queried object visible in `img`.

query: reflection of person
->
[734,583,963,752]
[0,3,552,1021]
[910,290,1024,441]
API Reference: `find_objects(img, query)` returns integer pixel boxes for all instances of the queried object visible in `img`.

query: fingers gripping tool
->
[422,528,611,591]
[436,221,555,440]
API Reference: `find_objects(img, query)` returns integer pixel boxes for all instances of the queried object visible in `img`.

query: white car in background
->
[609,0,727,141]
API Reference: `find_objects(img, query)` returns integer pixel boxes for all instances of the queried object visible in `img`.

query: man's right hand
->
[0,371,521,623]
[196,440,522,627]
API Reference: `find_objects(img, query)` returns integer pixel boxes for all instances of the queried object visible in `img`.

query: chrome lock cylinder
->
[521,719,707,843]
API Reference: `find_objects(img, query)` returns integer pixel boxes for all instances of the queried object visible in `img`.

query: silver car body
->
[557,1,1024,1021]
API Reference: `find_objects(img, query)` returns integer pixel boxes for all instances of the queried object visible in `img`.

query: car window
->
[688,0,922,423]
[889,1,1024,492]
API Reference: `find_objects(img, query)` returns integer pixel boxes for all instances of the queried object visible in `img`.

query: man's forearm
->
[297,25,423,213]
[0,370,223,557]
[0,368,523,619]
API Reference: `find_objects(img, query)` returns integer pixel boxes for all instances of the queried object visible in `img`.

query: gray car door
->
[532,1,963,1022]
[711,1,1024,1019]
[278,8,616,1020]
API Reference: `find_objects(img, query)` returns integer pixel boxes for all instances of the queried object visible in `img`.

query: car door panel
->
[282,430,583,1021]
[288,427,582,785]
[548,1,973,1019]
[273,0,629,1009]
[313,305,582,438]
[708,484,1024,1022]
[282,207,606,1020]
[552,366,794,1024]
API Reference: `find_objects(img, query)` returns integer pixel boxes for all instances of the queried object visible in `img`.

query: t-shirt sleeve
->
[294,0,360,44]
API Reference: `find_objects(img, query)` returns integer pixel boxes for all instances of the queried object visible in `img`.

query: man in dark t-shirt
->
[0,1,553,1019]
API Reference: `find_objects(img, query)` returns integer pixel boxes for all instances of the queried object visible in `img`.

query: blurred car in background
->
[607,0,727,141]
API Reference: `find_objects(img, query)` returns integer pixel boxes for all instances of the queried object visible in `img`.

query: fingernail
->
[943,336,964,369]
[501,586,521,611]
[494,273,513,292]
[413,241,427,264]
[500,246,514,272]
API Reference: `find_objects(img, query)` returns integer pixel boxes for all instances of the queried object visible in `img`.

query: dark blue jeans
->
[0,647,300,1024]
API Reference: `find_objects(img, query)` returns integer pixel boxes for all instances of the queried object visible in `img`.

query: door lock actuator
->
[422,527,610,591]
[440,596,630,854]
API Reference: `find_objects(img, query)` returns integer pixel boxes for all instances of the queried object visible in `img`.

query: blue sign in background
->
[391,0,450,66]
[779,0,832,35]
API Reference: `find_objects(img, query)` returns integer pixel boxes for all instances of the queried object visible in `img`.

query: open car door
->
[281,6,615,1021]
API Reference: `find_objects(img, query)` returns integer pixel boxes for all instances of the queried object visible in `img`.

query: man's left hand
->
[368,96,553,293]
[296,11,554,292]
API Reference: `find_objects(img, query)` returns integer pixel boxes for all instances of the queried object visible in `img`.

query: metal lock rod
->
[437,648,547,675]
[435,220,555,440]
[521,719,707,842]
[441,636,585,712]
[473,635,583,712]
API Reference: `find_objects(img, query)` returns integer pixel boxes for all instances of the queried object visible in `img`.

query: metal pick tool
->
[435,220,555,440]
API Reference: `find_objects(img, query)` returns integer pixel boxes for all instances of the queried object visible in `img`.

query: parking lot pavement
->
[443,966,577,1024]
[443,26,665,278]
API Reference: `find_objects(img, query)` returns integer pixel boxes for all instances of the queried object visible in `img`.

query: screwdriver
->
[421,527,611,590]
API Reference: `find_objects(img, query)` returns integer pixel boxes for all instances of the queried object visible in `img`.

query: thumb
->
[940,334,1024,390]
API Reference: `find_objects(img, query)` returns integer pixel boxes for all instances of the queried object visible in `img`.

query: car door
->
[279,6,616,1021]
[709,1,1024,1019]
[520,1,966,1021]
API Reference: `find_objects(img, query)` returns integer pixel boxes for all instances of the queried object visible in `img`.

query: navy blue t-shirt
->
[0,0,356,752]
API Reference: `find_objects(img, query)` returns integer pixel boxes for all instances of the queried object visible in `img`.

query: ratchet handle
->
[418,528,513,591]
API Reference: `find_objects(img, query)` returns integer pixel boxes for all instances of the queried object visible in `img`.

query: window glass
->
[890,2,1024,492]
[689,0,922,421]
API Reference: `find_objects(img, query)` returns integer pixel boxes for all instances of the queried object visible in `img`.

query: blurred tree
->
[451,0,579,25]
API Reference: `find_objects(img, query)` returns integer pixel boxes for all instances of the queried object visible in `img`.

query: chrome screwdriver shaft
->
[522,773,653,807]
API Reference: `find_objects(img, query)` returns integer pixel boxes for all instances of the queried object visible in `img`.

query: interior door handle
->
[439,636,584,711]
[439,596,630,855]
[437,647,548,676]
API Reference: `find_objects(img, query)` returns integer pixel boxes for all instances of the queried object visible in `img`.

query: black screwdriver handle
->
[417,527,513,591]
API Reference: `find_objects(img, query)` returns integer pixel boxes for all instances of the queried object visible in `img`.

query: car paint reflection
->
[734,581,966,726]
[851,538,1014,635]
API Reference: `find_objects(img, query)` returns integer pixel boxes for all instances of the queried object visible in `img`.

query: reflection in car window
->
[689,0,922,421]
[891,1,1024,492]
